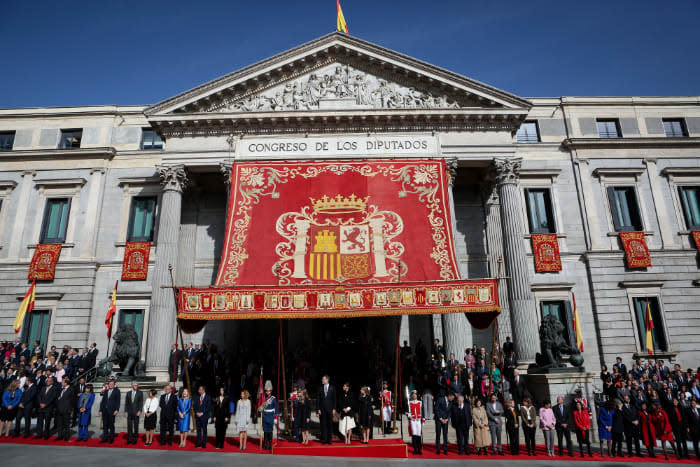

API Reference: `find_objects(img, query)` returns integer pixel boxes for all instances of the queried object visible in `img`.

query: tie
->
[166,394,170,404]
[560,406,563,415]
[324,386,328,396]
[200,396,203,403]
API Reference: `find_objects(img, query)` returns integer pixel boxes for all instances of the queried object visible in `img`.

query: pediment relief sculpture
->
[217,64,465,113]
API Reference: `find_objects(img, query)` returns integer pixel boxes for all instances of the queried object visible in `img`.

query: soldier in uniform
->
[260,380,279,451]
[381,381,393,434]
[407,390,424,454]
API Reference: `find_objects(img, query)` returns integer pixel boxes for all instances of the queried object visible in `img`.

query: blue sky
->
[1,0,698,108]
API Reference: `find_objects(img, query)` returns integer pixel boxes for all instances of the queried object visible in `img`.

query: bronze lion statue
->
[99,325,146,378]
[535,314,583,369]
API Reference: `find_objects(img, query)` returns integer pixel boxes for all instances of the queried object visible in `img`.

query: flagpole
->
[105,280,118,363]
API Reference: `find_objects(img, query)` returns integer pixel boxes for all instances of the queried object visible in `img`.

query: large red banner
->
[215,159,460,287]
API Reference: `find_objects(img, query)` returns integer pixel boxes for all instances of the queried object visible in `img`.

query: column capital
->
[493,157,522,185]
[446,158,459,188]
[219,161,233,188]
[156,164,188,193]
[481,168,499,205]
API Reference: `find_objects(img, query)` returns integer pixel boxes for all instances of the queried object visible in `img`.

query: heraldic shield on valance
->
[177,159,501,322]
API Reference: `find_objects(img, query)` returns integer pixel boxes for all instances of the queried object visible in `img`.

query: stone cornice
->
[34,178,87,188]
[563,137,700,150]
[149,108,526,137]
[146,32,531,116]
[0,147,116,161]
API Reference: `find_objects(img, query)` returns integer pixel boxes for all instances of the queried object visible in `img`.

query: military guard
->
[380,381,393,434]
[408,390,425,454]
[260,380,279,451]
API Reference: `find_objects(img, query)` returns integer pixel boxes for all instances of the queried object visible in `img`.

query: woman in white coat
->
[235,390,252,450]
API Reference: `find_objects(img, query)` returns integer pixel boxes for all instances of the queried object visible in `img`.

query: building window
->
[516,121,540,143]
[118,309,144,345]
[632,297,667,352]
[597,119,621,138]
[663,119,688,138]
[607,186,643,231]
[127,196,156,242]
[59,129,82,149]
[40,198,71,243]
[22,309,51,349]
[541,300,575,349]
[678,186,700,229]
[524,188,556,233]
[141,129,163,150]
[0,131,15,151]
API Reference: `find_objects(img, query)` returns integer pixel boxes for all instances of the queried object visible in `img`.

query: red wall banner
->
[121,241,151,280]
[691,231,700,250]
[28,244,62,280]
[531,233,562,272]
[178,279,500,320]
[619,231,651,268]
[215,159,460,286]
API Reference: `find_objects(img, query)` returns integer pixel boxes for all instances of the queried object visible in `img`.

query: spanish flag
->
[645,298,654,355]
[13,280,36,334]
[572,293,584,352]
[337,0,348,34]
[105,280,118,339]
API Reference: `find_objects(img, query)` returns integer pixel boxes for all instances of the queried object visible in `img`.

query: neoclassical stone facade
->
[1,33,699,379]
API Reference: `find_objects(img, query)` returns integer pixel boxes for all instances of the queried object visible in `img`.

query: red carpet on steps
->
[2,433,700,462]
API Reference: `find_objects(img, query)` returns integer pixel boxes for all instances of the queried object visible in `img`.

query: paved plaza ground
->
[3,443,691,467]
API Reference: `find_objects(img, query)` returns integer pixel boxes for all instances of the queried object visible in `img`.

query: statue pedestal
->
[524,370,600,442]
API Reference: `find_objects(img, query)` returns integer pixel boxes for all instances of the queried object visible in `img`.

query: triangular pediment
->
[146,32,530,116]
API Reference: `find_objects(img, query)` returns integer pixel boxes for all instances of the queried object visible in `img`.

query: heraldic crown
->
[310,194,369,214]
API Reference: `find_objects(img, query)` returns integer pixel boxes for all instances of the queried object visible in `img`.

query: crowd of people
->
[396,339,700,459]
[2,336,699,461]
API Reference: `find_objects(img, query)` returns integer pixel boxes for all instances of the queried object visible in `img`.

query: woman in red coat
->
[638,402,657,458]
[651,403,678,460]
[573,401,593,457]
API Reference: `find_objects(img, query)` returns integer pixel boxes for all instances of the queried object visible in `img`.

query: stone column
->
[441,159,472,359]
[146,164,188,379]
[494,158,538,362]
[482,175,513,344]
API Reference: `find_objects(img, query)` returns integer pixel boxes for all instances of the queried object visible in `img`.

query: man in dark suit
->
[622,394,642,456]
[168,344,181,383]
[159,384,178,446]
[511,370,526,405]
[124,382,143,444]
[193,385,211,448]
[503,352,518,382]
[316,375,336,445]
[502,336,514,356]
[447,353,459,375]
[36,376,58,440]
[54,378,74,441]
[431,339,444,360]
[14,376,37,437]
[554,396,574,457]
[505,398,520,455]
[688,399,700,460]
[18,343,31,363]
[434,392,452,455]
[85,343,98,370]
[99,379,120,443]
[451,394,471,455]
[613,357,628,378]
